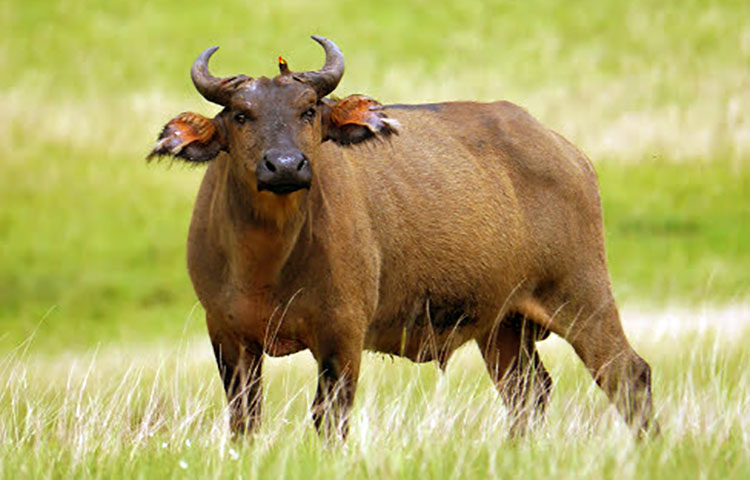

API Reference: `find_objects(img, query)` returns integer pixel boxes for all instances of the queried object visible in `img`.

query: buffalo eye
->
[234,112,249,125]
[302,107,316,122]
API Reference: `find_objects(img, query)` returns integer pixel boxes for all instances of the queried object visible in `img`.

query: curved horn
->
[191,46,249,106]
[296,35,345,98]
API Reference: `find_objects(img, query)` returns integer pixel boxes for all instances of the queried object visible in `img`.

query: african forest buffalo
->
[149,36,656,438]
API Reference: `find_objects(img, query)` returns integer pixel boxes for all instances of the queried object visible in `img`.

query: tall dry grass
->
[2,307,748,479]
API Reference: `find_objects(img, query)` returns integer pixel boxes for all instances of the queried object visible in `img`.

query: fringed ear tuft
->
[324,95,399,145]
[147,112,225,163]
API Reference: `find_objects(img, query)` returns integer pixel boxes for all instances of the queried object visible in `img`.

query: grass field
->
[1,0,749,477]
[2,311,749,479]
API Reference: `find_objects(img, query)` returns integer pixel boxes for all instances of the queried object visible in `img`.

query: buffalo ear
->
[147,112,225,163]
[322,95,399,145]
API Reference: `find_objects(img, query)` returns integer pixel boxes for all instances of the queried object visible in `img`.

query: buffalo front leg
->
[478,317,552,436]
[208,319,264,436]
[311,332,363,440]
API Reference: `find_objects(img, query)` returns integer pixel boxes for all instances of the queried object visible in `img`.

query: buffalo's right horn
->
[191,46,250,106]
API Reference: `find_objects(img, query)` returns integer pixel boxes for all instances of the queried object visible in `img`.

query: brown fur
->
[152,59,656,439]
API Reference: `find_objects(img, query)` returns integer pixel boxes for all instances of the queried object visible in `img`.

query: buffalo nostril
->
[265,160,277,173]
[297,158,308,171]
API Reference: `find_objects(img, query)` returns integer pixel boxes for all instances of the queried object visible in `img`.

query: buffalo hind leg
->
[478,317,553,436]
[208,320,264,436]
[518,291,656,435]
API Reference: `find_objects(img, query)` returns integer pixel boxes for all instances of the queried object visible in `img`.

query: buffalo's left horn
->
[191,46,250,106]
[295,35,345,98]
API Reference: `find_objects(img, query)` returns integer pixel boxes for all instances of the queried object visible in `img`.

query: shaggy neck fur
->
[206,155,310,285]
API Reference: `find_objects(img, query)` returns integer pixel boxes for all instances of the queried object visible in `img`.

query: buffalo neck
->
[214,167,309,287]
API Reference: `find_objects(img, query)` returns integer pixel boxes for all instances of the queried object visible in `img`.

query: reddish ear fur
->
[324,95,399,145]
[147,112,225,163]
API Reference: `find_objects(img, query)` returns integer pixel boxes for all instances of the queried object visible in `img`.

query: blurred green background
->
[1,0,748,353]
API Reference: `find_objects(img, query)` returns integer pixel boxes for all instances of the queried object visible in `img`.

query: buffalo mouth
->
[257,182,310,195]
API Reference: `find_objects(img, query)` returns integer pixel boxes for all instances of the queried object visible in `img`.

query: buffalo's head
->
[149,36,397,201]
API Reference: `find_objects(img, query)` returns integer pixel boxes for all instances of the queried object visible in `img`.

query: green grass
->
[2,322,749,479]
[600,160,750,304]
